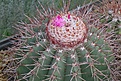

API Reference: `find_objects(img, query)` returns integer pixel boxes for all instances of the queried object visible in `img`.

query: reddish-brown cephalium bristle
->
[46,12,87,48]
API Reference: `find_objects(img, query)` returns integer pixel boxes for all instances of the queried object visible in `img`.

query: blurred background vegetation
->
[0,0,120,40]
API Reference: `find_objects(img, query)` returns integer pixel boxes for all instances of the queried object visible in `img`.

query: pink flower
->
[68,14,70,19]
[52,15,65,27]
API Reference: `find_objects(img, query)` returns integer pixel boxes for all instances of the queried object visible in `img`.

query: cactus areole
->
[46,12,87,48]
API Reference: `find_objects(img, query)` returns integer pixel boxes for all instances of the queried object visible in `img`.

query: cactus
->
[0,34,21,81]
[94,0,121,80]
[0,50,8,81]
[0,50,17,81]
[14,0,120,81]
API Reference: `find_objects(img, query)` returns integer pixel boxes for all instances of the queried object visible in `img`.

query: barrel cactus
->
[14,0,120,81]
[0,50,8,81]
[0,34,21,81]
[94,0,121,80]
[0,50,17,81]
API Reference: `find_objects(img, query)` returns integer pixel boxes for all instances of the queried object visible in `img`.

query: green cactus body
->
[15,0,120,81]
